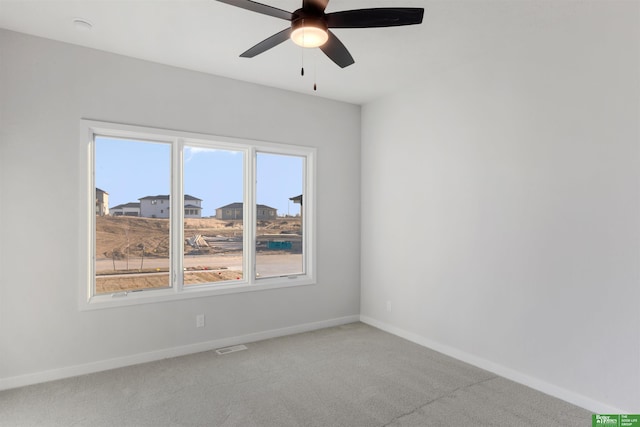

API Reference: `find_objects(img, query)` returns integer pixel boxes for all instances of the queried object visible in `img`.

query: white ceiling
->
[0,0,555,104]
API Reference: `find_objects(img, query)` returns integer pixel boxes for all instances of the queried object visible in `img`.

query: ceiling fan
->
[216,0,424,68]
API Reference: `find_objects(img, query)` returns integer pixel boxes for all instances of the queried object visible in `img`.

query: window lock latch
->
[111,291,128,298]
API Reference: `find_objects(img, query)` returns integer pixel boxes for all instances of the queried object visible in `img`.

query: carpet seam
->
[381,374,500,427]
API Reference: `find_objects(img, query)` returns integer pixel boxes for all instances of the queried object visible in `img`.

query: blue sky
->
[95,137,302,217]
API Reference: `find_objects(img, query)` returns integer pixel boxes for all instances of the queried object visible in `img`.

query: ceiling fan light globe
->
[291,21,328,48]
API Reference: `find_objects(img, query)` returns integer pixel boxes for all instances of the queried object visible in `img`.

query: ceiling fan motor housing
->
[291,9,329,47]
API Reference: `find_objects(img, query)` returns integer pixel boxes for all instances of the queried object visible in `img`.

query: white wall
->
[0,30,360,386]
[361,1,639,413]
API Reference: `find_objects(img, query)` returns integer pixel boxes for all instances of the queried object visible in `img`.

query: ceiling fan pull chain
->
[301,36,305,76]
[313,50,317,91]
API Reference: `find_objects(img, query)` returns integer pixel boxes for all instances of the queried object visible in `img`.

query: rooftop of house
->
[139,194,201,201]
[217,202,276,210]
[111,202,141,209]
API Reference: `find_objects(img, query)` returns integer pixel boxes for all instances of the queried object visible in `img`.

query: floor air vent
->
[215,344,248,355]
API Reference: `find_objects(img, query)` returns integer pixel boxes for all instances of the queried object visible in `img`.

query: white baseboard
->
[359,315,626,415]
[0,314,360,391]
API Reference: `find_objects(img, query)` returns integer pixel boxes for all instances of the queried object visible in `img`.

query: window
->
[183,144,244,286]
[93,137,171,295]
[81,120,316,309]
[256,152,305,278]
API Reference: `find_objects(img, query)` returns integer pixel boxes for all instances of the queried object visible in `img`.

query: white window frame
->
[79,120,316,310]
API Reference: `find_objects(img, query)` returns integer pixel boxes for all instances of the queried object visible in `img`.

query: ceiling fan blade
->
[319,31,354,68]
[240,28,293,58]
[216,0,292,21]
[326,8,424,28]
[303,0,329,13]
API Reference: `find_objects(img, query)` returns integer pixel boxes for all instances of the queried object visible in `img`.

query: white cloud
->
[184,146,239,162]
[184,146,211,162]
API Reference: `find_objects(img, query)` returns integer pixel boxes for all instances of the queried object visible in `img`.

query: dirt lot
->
[96,269,244,294]
[96,216,300,260]
[95,216,301,294]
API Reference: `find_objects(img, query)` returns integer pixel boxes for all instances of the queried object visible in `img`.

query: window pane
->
[183,146,244,285]
[94,137,171,294]
[256,152,304,278]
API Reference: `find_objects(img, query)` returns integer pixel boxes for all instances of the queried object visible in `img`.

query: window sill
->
[79,276,316,311]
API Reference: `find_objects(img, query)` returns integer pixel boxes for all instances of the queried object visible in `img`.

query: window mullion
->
[246,147,256,284]
[173,138,184,292]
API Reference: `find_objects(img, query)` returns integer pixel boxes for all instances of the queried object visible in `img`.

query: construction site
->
[95,216,302,294]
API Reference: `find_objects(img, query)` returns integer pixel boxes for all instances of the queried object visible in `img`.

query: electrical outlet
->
[196,314,205,328]
[386,301,392,313]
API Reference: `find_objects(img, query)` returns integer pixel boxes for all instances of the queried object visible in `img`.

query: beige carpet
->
[0,322,591,426]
